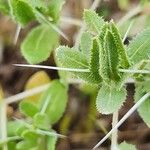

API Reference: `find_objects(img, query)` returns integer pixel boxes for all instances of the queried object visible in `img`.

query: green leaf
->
[33,113,50,130]
[22,130,38,141]
[99,30,120,83]
[110,21,130,68]
[19,101,39,118]
[96,85,126,114]
[16,125,28,137]
[47,136,57,150]
[0,0,9,14]
[16,140,35,150]
[47,0,65,22]
[7,121,23,136]
[56,46,100,84]
[135,83,150,127]
[21,25,58,64]
[83,9,105,34]
[89,39,102,83]
[10,0,35,26]
[39,80,68,124]
[80,32,93,59]
[22,130,39,147]
[127,28,150,64]
[8,142,16,150]
[119,141,136,150]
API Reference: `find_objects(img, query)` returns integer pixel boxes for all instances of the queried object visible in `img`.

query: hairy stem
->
[111,111,118,150]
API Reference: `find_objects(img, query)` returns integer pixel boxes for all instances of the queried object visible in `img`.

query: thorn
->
[13,64,90,72]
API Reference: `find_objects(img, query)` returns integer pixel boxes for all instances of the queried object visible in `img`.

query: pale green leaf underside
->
[96,85,126,114]
[83,9,105,34]
[56,46,101,84]
[135,84,150,127]
[39,80,68,124]
[21,25,58,64]
[127,28,150,64]
[119,142,136,150]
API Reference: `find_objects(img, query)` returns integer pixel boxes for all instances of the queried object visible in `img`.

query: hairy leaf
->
[83,9,105,34]
[96,85,126,114]
[39,80,68,124]
[135,83,150,127]
[110,21,130,68]
[127,28,150,64]
[80,32,93,59]
[119,141,136,150]
[89,39,102,83]
[56,46,101,84]
[99,30,120,83]
[10,0,35,26]
[21,25,58,64]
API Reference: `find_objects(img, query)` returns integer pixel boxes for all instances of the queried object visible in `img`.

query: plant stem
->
[119,69,150,74]
[111,111,118,150]
[0,102,8,150]
[93,92,150,150]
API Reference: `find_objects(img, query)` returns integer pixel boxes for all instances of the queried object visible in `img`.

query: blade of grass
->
[4,84,50,104]
[14,25,21,45]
